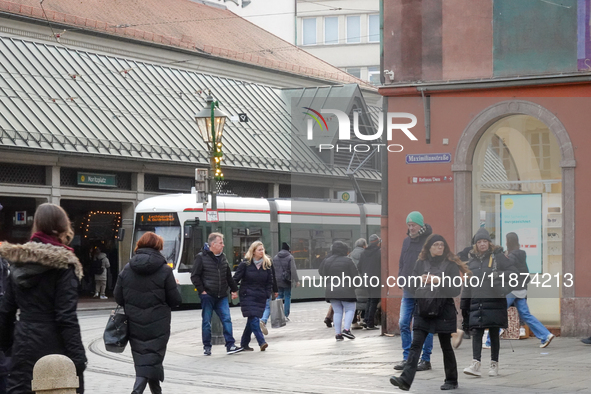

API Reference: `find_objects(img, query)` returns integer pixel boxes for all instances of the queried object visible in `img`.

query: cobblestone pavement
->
[80,301,591,393]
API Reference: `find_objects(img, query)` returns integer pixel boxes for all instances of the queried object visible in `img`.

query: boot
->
[131,377,148,394]
[488,361,498,377]
[148,379,162,394]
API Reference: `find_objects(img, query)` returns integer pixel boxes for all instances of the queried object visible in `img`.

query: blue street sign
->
[405,153,452,164]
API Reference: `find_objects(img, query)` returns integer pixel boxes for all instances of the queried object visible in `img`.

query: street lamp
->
[194,94,228,212]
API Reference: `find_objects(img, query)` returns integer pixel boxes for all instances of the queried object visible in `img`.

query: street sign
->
[206,210,219,222]
[77,172,117,187]
[405,153,451,164]
[238,113,248,122]
[408,175,453,184]
[337,190,356,202]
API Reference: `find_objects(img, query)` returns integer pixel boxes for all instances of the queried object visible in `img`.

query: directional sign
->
[408,175,453,184]
[405,153,451,164]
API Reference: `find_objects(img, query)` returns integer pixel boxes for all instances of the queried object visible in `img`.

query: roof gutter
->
[379,73,591,96]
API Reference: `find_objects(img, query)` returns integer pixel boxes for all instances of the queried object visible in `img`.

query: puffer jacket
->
[318,242,359,302]
[114,248,181,381]
[0,240,86,393]
[233,259,273,318]
[507,249,529,291]
[399,224,433,295]
[190,244,238,298]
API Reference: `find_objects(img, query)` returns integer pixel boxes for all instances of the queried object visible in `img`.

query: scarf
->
[253,258,263,269]
[30,231,74,253]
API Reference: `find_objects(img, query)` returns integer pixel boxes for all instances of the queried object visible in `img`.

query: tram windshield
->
[133,213,181,267]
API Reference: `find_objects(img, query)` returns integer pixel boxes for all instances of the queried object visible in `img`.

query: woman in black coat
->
[390,234,470,391]
[114,232,182,394]
[460,228,517,378]
[233,241,273,351]
[318,241,359,341]
[0,203,87,394]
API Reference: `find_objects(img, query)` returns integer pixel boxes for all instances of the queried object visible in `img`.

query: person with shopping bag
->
[233,241,274,351]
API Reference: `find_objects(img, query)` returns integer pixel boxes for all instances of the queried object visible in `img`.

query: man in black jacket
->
[358,234,381,329]
[191,233,243,356]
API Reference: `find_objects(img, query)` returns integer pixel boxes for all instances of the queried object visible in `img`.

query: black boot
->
[148,379,162,394]
[131,377,149,394]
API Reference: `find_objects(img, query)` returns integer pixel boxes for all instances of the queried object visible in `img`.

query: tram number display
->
[136,213,180,226]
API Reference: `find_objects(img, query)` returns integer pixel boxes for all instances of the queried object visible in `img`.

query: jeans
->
[399,297,433,361]
[278,287,292,317]
[365,297,380,328]
[330,300,356,334]
[241,316,266,347]
[200,294,235,349]
[261,297,271,324]
[400,330,457,388]
[473,328,500,362]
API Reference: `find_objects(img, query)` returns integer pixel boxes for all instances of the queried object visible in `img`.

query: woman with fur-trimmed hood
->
[0,203,86,394]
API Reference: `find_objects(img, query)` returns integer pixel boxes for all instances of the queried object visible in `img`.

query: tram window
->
[292,238,311,269]
[155,227,181,268]
[178,222,203,273]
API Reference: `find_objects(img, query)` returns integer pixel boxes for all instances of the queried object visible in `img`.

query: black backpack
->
[92,258,104,275]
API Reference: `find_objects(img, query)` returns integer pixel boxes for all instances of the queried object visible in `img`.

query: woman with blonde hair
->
[233,241,274,351]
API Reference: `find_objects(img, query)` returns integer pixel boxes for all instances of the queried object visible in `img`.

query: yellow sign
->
[504,198,514,210]
[342,192,350,201]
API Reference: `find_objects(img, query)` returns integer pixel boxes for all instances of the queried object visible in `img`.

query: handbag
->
[490,254,512,297]
[103,305,129,353]
[270,299,287,328]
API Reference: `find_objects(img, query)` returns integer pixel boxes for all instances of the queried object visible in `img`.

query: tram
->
[133,194,381,304]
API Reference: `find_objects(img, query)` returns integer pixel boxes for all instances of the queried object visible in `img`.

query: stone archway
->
[452,100,577,334]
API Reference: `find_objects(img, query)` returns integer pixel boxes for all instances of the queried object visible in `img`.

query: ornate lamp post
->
[194,94,228,212]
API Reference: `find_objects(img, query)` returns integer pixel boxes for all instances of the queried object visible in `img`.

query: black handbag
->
[103,305,129,353]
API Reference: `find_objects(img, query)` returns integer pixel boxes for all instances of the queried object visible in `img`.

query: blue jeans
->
[200,294,235,349]
[261,297,271,324]
[241,316,266,347]
[278,287,292,317]
[399,297,433,361]
[330,300,356,334]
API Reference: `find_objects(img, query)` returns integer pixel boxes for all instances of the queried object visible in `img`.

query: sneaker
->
[100,295,108,300]
[519,327,527,338]
[463,360,482,377]
[342,329,355,339]
[440,382,459,390]
[393,359,407,370]
[417,360,432,371]
[324,317,332,328]
[351,322,363,330]
[581,336,591,345]
[489,361,498,377]
[451,329,464,349]
[482,343,491,349]
[285,316,291,322]
[93,293,99,298]
[389,376,410,391]
[226,345,243,354]
[335,334,344,341]
[365,325,379,330]
[203,347,211,356]
[499,328,505,338]
[242,346,254,351]
[540,333,555,348]
[259,320,268,335]
[260,343,268,351]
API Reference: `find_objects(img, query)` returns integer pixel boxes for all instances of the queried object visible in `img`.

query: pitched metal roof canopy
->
[0,36,380,180]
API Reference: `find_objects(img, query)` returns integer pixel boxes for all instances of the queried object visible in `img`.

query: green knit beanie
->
[406,211,424,226]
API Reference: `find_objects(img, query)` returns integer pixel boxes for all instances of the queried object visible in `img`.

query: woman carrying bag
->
[114,232,182,394]
[390,234,470,391]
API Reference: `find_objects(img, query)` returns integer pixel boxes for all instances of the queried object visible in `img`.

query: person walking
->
[349,238,367,329]
[191,232,243,355]
[318,241,359,341]
[114,232,182,394]
[272,242,300,322]
[0,203,86,393]
[233,241,274,351]
[390,234,470,391]
[461,228,517,377]
[349,238,367,267]
[92,246,110,299]
[358,234,381,330]
[395,211,434,372]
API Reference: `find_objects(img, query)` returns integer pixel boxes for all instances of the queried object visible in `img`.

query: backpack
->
[92,258,104,275]
[414,259,449,319]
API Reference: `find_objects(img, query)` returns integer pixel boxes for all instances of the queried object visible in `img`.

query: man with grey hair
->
[191,232,243,356]
[350,238,367,267]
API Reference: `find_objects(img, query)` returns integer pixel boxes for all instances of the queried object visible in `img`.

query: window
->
[368,66,380,85]
[368,14,379,42]
[346,15,360,43]
[324,17,338,45]
[347,68,361,78]
[302,18,317,45]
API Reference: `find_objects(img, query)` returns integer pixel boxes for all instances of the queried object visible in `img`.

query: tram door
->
[232,227,262,270]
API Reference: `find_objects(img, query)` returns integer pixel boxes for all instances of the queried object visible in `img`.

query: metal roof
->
[0,36,381,180]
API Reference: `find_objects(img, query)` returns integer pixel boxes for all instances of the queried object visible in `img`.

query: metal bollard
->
[211,311,224,345]
[32,354,79,394]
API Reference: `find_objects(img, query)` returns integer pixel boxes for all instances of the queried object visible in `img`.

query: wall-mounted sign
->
[14,211,26,225]
[206,210,219,223]
[406,153,451,164]
[337,190,356,202]
[77,172,116,187]
[408,175,453,184]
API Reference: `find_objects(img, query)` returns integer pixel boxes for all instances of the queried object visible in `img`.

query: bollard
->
[211,311,224,345]
[32,355,79,394]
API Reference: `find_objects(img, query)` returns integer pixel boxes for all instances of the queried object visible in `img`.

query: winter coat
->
[407,257,462,334]
[507,249,529,291]
[460,247,517,329]
[358,244,381,297]
[93,252,110,281]
[190,245,238,298]
[399,224,433,295]
[0,241,86,393]
[272,250,299,289]
[233,260,273,318]
[114,248,181,381]
[349,246,365,267]
[318,243,359,302]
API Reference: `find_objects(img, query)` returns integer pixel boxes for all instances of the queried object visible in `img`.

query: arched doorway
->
[453,100,576,330]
